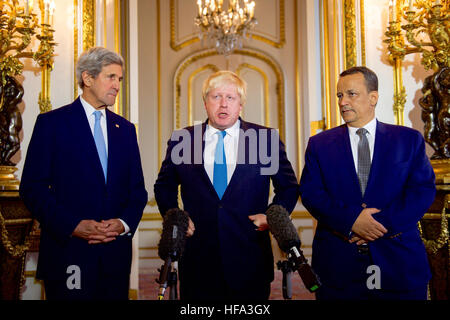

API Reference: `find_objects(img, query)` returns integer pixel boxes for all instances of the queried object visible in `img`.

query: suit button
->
[361,203,367,208]
[218,204,223,209]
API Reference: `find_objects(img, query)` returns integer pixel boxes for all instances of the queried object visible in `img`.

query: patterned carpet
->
[139,267,316,300]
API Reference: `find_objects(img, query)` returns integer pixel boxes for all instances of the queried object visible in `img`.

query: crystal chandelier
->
[195,0,257,56]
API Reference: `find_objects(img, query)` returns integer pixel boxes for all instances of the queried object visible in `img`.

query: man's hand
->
[72,219,120,244]
[248,214,269,231]
[186,218,195,238]
[349,234,368,245]
[94,219,125,244]
[351,208,387,241]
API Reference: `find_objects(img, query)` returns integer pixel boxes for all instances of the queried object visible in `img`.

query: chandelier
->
[195,0,257,55]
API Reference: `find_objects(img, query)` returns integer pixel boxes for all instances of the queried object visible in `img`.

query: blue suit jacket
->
[154,119,299,297]
[299,121,436,291]
[20,98,148,280]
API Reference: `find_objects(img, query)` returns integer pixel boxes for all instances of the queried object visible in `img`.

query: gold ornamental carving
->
[82,0,96,51]
[344,0,357,69]
[384,0,449,126]
[419,194,449,255]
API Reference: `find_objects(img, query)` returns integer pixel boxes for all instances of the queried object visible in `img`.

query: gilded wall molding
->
[169,0,286,51]
[73,0,96,99]
[320,0,332,130]
[360,0,366,65]
[236,63,270,128]
[294,0,302,176]
[170,0,200,51]
[343,0,357,69]
[320,0,367,130]
[343,0,366,68]
[73,1,128,119]
[83,0,96,51]
[174,49,285,142]
[74,0,78,99]
[157,0,163,168]
[187,64,219,126]
[310,120,325,136]
[234,50,285,142]
[115,0,130,120]
[251,0,286,49]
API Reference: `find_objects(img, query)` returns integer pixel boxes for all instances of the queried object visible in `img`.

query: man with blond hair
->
[154,70,299,300]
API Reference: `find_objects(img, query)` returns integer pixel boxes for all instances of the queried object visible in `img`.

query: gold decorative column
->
[37,0,56,113]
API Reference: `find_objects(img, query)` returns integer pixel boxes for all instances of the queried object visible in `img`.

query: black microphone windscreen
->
[266,205,300,252]
[158,208,189,260]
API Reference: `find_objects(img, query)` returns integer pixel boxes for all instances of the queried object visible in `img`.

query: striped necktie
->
[356,127,371,196]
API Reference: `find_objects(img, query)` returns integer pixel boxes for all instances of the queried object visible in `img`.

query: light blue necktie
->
[93,111,108,181]
[213,130,227,199]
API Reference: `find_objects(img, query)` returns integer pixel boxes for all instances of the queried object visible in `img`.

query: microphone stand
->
[276,260,294,300]
[168,261,178,300]
[156,254,180,300]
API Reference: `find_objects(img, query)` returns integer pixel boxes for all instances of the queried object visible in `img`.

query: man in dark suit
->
[299,66,436,300]
[154,70,299,300]
[20,47,148,300]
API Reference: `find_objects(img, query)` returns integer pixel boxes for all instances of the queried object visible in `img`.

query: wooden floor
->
[139,267,316,300]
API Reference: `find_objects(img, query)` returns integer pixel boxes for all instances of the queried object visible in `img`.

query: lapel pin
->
[115,124,120,128]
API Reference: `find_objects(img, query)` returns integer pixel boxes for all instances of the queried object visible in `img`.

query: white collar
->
[205,119,240,140]
[347,117,377,137]
[80,95,107,118]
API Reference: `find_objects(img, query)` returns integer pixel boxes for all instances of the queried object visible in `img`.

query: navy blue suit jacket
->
[20,97,148,281]
[154,119,299,298]
[299,121,436,291]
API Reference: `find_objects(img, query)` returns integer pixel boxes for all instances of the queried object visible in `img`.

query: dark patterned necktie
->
[356,128,371,196]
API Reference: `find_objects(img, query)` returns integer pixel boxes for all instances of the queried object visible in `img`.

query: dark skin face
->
[337,72,379,128]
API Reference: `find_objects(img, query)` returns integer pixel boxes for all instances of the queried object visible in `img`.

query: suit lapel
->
[337,125,362,198]
[223,119,247,197]
[191,121,218,197]
[364,120,389,199]
[105,109,121,185]
[69,98,105,183]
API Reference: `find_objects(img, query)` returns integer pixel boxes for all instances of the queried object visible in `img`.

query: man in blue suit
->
[299,66,436,300]
[154,71,299,300]
[20,47,148,300]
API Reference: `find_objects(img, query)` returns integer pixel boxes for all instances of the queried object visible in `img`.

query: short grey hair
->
[76,47,124,88]
[340,66,378,92]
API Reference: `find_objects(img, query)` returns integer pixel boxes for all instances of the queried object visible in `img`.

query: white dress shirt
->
[80,96,129,235]
[204,119,241,185]
[347,117,377,173]
[80,96,109,153]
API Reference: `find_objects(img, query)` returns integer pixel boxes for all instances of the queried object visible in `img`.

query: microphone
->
[156,208,189,300]
[266,205,321,293]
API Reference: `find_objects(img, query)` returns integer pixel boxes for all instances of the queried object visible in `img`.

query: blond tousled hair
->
[202,70,247,106]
